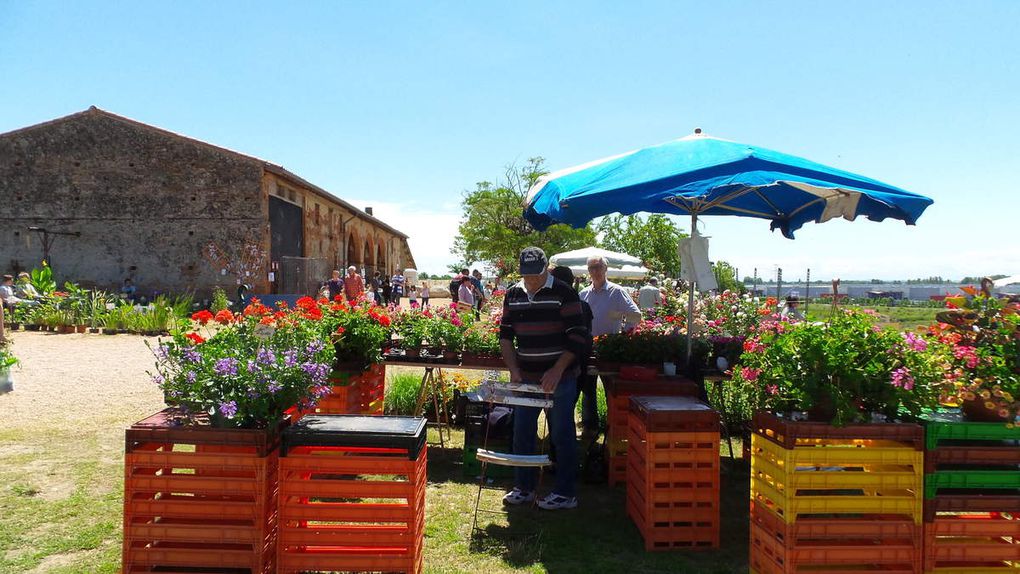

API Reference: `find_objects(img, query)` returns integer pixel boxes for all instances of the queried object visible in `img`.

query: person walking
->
[577,256,642,434]
[420,281,430,307]
[371,271,383,305]
[391,271,405,307]
[344,266,364,303]
[326,270,345,302]
[499,247,590,510]
[381,277,392,306]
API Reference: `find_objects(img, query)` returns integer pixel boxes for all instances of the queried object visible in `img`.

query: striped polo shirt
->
[499,274,591,378]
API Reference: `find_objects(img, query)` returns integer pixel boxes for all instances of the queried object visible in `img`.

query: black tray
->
[282,414,427,459]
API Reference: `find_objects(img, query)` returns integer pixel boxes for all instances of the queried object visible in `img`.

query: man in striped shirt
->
[499,247,591,510]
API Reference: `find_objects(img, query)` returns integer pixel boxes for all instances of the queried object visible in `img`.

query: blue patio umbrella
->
[525,130,933,363]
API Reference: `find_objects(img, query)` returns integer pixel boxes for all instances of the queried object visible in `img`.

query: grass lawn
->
[806,303,939,331]
[0,424,750,574]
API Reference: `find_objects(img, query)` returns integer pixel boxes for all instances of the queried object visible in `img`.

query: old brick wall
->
[0,109,267,296]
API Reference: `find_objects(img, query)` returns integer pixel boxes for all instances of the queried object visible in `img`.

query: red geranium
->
[191,310,214,325]
[184,332,206,345]
[214,309,235,324]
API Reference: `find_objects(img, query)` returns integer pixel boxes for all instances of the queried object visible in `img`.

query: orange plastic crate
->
[924,512,1020,572]
[278,440,426,574]
[751,520,922,574]
[122,411,279,574]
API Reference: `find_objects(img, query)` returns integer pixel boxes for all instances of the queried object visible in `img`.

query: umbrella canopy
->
[525,131,933,239]
[549,246,643,268]
[994,275,1020,289]
[567,264,649,280]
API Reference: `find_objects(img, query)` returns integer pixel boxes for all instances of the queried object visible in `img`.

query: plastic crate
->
[924,512,1020,573]
[754,411,924,451]
[277,416,427,574]
[608,454,628,487]
[751,499,920,545]
[925,470,1020,499]
[926,446,1020,473]
[925,494,1020,523]
[751,433,923,524]
[122,410,279,574]
[629,396,720,433]
[751,521,922,574]
[924,413,1020,451]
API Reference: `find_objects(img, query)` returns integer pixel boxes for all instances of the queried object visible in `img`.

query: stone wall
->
[0,108,266,295]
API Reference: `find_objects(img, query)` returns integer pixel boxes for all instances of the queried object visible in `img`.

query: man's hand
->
[540,366,563,393]
[509,367,523,385]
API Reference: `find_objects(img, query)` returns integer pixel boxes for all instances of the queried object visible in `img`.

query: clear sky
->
[2,1,1018,282]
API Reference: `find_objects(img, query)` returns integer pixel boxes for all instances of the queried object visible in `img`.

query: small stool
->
[626,396,720,551]
[278,415,427,574]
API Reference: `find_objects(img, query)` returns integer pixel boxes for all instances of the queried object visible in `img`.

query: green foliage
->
[210,287,230,313]
[596,214,686,277]
[452,157,596,276]
[731,309,947,425]
[0,341,18,369]
[712,261,743,293]
[29,263,56,295]
[384,372,423,415]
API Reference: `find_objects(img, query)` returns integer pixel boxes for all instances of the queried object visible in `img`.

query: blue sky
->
[2,1,1018,281]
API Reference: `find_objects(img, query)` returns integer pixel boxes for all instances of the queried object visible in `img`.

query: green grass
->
[805,303,939,331]
[0,421,749,574]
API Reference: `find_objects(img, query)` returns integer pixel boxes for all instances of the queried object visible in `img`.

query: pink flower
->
[740,367,761,382]
[891,367,915,391]
[743,337,764,354]
[953,345,979,369]
[765,384,779,396]
[902,331,928,352]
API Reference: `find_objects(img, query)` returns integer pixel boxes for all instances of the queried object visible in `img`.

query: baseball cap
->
[519,246,548,275]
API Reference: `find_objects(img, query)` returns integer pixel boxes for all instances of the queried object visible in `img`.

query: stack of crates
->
[461,391,515,479]
[626,395,721,551]
[278,414,428,574]
[923,414,1020,573]
[122,408,279,574]
[300,364,387,420]
[603,374,700,486]
[750,412,925,574]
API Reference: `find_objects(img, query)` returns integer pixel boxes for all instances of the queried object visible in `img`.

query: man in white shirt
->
[638,277,662,311]
[577,257,642,433]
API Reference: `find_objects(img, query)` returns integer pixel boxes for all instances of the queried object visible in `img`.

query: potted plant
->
[730,308,947,425]
[928,290,1020,422]
[0,342,17,393]
[462,321,502,366]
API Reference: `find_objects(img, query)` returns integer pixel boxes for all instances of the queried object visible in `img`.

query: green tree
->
[452,158,596,277]
[712,261,743,293]
[596,214,687,277]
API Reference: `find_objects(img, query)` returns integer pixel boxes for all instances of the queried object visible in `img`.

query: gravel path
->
[0,331,166,434]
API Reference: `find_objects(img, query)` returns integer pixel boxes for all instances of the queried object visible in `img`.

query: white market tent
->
[567,264,648,280]
[549,246,643,268]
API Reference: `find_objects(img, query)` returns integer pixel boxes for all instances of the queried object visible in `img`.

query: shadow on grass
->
[427,428,751,574]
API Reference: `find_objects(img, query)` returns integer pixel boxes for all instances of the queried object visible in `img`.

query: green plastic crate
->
[923,412,1020,450]
[924,469,1020,499]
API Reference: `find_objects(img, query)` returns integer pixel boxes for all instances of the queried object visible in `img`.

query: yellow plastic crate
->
[750,433,923,524]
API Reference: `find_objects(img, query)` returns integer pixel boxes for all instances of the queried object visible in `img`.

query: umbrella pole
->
[685,212,697,369]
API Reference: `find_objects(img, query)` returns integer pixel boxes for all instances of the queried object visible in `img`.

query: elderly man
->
[500,247,591,510]
[638,277,662,311]
[343,266,364,303]
[578,256,642,434]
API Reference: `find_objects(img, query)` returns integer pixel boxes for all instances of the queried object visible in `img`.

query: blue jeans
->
[513,376,577,497]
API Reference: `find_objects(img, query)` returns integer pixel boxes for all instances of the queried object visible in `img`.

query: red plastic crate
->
[753,411,923,450]
[629,396,720,433]
[278,442,426,574]
[751,520,922,574]
[924,512,1020,572]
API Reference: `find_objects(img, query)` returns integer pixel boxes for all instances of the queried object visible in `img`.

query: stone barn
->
[0,107,415,296]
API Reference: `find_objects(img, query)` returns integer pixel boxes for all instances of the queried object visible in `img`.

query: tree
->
[452,158,596,278]
[596,214,687,277]
[713,261,743,293]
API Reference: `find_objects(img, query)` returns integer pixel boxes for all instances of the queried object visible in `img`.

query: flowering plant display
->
[730,309,947,425]
[150,300,334,428]
[462,320,501,355]
[928,290,1020,421]
[594,318,709,366]
[425,304,466,352]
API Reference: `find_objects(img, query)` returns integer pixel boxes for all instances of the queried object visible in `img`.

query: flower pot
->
[75,325,87,333]
[961,397,1013,422]
[442,350,460,362]
[58,325,75,334]
[405,346,421,359]
[88,327,101,334]
[25,324,41,332]
[8,322,20,331]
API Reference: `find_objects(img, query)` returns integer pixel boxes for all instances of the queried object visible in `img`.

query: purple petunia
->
[213,358,239,377]
[155,345,170,361]
[181,347,202,364]
[301,362,331,385]
[256,347,277,366]
[151,374,165,386]
[267,380,283,393]
[185,371,197,384]
[304,340,325,356]
[283,350,299,368]
[218,400,238,418]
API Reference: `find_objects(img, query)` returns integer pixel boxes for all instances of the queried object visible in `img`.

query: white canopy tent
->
[567,264,649,280]
[994,275,1020,292]
[549,246,643,268]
